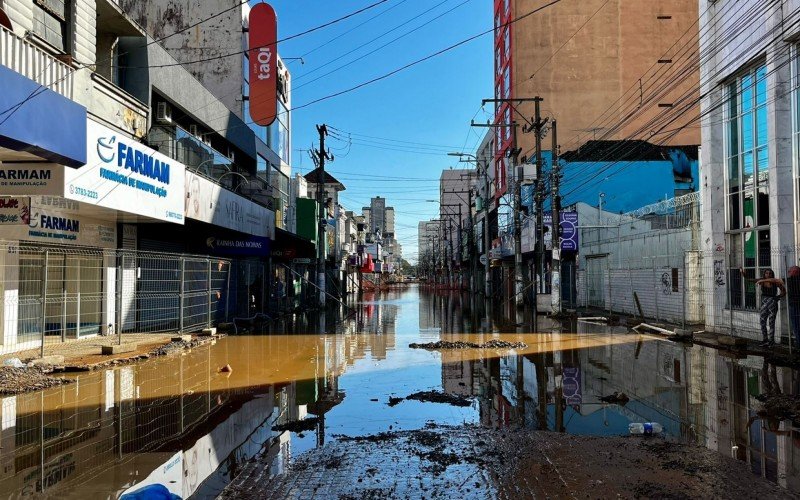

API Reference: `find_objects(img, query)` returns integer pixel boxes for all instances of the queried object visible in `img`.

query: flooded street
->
[0,285,798,498]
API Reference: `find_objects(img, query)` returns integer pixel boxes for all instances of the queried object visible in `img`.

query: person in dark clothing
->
[786,266,800,349]
[742,267,786,347]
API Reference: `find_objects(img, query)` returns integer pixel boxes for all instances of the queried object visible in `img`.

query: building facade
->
[0,0,300,353]
[699,0,800,340]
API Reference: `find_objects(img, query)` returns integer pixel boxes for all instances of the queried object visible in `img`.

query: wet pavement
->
[0,285,798,498]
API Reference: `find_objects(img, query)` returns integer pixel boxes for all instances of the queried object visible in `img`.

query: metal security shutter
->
[137,239,185,254]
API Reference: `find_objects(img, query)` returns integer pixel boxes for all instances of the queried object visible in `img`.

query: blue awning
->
[0,64,86,167]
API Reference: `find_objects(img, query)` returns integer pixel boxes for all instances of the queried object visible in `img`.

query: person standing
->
[786,266,800,349]
[742,267,786,347]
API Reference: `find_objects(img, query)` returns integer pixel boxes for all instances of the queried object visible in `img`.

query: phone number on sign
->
[72,186,98,199]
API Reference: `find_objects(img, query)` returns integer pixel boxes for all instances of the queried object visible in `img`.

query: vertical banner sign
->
[249,3,278,126]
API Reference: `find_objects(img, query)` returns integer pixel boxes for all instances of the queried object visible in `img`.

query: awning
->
[270,227,315,262]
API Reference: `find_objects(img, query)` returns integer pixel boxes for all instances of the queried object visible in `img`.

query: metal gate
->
[586,255,607,309]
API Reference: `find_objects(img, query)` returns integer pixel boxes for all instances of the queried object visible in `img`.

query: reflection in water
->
[0,286,797,497]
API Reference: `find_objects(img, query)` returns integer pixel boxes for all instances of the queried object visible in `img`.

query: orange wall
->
[510,0,700,157]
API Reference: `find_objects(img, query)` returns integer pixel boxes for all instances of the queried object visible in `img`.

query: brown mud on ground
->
[221,424,796,499]
[0,366,72,395]
[0,336,220,394]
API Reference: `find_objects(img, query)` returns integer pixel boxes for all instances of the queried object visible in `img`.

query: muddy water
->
[0,285,798,498]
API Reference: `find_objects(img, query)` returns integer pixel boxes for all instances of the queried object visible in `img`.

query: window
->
[794,45,800,247]
[269,101,290,165]
[726,65,769,309]
[32,0,70,52]
[270,164,289,228]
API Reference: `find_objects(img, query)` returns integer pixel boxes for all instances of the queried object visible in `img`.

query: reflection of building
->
[437,332,799,493]
[0,324,400,498]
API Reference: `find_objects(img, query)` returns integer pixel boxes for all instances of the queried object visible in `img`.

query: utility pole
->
[313,124,333,308]
[511,121,525,309]
[467,185,476,295]
[550,120,561,315]
[483,158,492,298]
[475,97,541,310]
[532,98,545,315]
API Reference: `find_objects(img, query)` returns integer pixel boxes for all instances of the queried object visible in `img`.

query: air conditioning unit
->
[188,124,200,137]
[156,102,172,124]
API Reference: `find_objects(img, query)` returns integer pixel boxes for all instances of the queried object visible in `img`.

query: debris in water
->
[405,390,473,407]
[599,392,630,405]
[409,340,527,350]
[756,393,800,421]
[272,417,320,433]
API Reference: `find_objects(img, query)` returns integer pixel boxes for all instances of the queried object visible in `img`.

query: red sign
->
[248,3,278,126]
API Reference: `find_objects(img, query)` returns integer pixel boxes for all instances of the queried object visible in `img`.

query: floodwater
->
[0,285,798,498]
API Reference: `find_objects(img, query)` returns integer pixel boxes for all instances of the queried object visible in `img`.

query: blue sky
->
[266,0,493,263]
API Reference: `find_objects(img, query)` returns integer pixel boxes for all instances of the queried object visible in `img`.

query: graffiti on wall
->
[661,272,672,295]
[713,260,725,288]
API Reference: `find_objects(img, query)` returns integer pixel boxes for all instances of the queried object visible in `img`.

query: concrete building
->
[0,0,304,353]
[496,0,699,170]
[699,0,800,340]
[439,169,474,286]
[119,0,292,227]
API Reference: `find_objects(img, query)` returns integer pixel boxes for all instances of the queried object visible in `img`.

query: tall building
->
[493,0,700,200]
[699,1,800,340]
[119,0,292,224]
[439,169,474,264]
[0,0,319,353]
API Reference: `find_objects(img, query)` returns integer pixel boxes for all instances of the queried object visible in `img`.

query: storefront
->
[0,118,186,350]
[0,196,117,350]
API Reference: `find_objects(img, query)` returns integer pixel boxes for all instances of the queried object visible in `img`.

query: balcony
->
[0,25,73,100]
[148,124,274,209]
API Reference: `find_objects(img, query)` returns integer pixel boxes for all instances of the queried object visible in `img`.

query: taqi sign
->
[248,3,278,126]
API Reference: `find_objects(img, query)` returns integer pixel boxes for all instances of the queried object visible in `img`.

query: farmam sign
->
[63,120,185,224]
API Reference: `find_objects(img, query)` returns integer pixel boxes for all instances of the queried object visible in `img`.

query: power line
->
[293,0,474,90]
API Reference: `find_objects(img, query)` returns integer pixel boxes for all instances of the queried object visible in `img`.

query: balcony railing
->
[0,25,74,100]
[148,124,275,210]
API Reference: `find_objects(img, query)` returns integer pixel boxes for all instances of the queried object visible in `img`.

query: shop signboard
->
[544,212,579,251]
[0,163,64,195]
[562,366,582,406]
[3,196,116,248]
[185,171,275,238]
[65,120,185,224]
[119,452,183,500]
[205,235,271,256]
[0,196,29,225]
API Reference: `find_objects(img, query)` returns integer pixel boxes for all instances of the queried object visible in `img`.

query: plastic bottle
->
[628,422,663,435]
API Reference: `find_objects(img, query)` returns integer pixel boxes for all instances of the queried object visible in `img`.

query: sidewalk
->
[1,333,177,370]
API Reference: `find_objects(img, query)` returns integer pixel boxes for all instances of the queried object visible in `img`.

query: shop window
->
[725,64,769,310]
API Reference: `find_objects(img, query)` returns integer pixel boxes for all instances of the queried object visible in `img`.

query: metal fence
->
[0,241,273,355]
[578,246,800,348]
[577,250,702,327]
